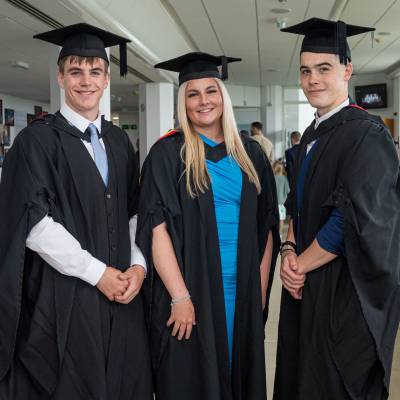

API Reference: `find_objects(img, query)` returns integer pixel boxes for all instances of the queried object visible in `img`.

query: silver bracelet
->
[170,293,191,306]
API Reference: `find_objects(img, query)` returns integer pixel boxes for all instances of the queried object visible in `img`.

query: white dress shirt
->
[307,98,350,154]
[26,103,146,286]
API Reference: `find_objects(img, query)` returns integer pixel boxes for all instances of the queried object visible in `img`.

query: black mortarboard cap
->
[154,52,241,86]
[281,18,375,64]
[34,23,131,76]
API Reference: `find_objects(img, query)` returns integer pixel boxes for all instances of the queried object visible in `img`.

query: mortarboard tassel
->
[337,21,347,65]
[221,56,228,80]
[120,42,128,77]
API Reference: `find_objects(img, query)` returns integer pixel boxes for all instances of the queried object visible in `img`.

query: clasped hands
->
[96,265,145,304]
[280,251,306,300]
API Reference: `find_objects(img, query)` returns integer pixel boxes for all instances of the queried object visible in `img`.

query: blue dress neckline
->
[199,133,223,148]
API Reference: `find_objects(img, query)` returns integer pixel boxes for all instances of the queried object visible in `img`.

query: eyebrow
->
[66,66,104,73]
[66,66,82,72]
[300,62,333,70]
[187,85,217,92]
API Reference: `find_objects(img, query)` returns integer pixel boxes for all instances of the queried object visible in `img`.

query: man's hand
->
[280,251,305,300]
[96,266,129,301]
[114,265,146,304]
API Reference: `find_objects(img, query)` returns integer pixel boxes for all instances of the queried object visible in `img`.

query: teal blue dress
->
[200,134,242,366]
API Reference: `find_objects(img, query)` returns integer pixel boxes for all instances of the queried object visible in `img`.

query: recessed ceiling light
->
[270,7,291,14]
[276,17,287,29]
[12,61,29,70]
[378,32,392,36]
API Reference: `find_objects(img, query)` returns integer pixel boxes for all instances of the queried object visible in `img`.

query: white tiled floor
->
[265,254,400,399]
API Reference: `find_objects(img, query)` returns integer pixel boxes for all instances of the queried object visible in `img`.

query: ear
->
[57,70,64,89]
[343,62,353,82]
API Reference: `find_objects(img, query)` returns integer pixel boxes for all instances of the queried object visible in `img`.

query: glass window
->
[283,87,315,148]
[284,88,301,102]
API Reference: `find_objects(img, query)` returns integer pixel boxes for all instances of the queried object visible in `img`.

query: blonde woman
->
[136,52,280,400]
[273,161,290,231]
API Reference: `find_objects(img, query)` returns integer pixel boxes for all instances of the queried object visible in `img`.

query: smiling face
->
[300,52,353,116]
[185,77,223,134]
[57,56,109,121]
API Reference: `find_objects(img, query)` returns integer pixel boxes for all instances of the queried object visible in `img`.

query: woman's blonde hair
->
[273,161,285,176]
[177,78,261,198]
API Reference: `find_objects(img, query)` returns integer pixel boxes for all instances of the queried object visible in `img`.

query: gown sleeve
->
[322,120,400,387]
[0,129,60,379]
[135,138,182,262]
[135,136,183,325]
[247,141,281,321]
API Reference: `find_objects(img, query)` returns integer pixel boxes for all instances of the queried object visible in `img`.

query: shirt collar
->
[314,98,350,129]
[60,103,102,134]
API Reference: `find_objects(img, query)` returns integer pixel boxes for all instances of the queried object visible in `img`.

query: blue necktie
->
[87,123,108,186]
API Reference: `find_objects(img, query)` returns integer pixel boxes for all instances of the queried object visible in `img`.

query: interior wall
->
[0,93,50,146]
[118,111,139,149]
[349,72,394,120]
[233,107,261,133]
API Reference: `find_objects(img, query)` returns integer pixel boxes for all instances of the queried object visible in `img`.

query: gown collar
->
[199,133,228,162]
[60,103,102,135]
[314,98,350,129]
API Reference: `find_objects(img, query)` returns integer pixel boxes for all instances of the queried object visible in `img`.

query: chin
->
[199,117,217,125]
[307,98,328,110]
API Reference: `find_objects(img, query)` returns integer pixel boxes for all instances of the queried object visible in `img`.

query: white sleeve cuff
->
[82,257,107,286]
[26,214,107,286]
[129,215,147,272]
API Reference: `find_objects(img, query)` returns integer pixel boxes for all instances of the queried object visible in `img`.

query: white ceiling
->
[0,0,400,110]
[168,0,400,85]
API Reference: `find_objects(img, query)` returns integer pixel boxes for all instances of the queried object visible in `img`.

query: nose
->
[309,70,320,86]
[79,71,91,86]
[199,92,210,105]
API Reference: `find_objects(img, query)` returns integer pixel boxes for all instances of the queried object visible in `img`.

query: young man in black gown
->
[275,18,400,400]
[0,23,152,399]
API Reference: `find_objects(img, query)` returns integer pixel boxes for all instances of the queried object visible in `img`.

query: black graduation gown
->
[274,106,400,400]
[284,144,299,187]
[136,131,280,400]
[0,113,152,400]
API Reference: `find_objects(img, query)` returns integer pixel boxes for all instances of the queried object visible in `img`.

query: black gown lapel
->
[292,123,314,218]
[54,111,91,141]
[301,113,344,209]
[197,185,232,398]
[197,144,236,398]
[55,113,113,190]
[232,170,256,363]
[57,133,108,234]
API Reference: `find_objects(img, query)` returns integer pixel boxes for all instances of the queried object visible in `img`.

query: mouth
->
[308,89,325,95]
[75,90,96,96]
[197,108,214,114]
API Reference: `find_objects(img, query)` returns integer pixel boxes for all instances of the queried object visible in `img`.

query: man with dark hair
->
[284,130,301,185]
[250,121,274,163]
[0,23,152,399]
[275,18,400,400]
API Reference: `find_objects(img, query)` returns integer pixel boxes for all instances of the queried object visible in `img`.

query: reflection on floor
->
[265,251,400,399]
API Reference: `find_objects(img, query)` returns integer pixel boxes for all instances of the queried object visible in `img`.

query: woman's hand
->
[262,290,267,310]
[166,299,196,340]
